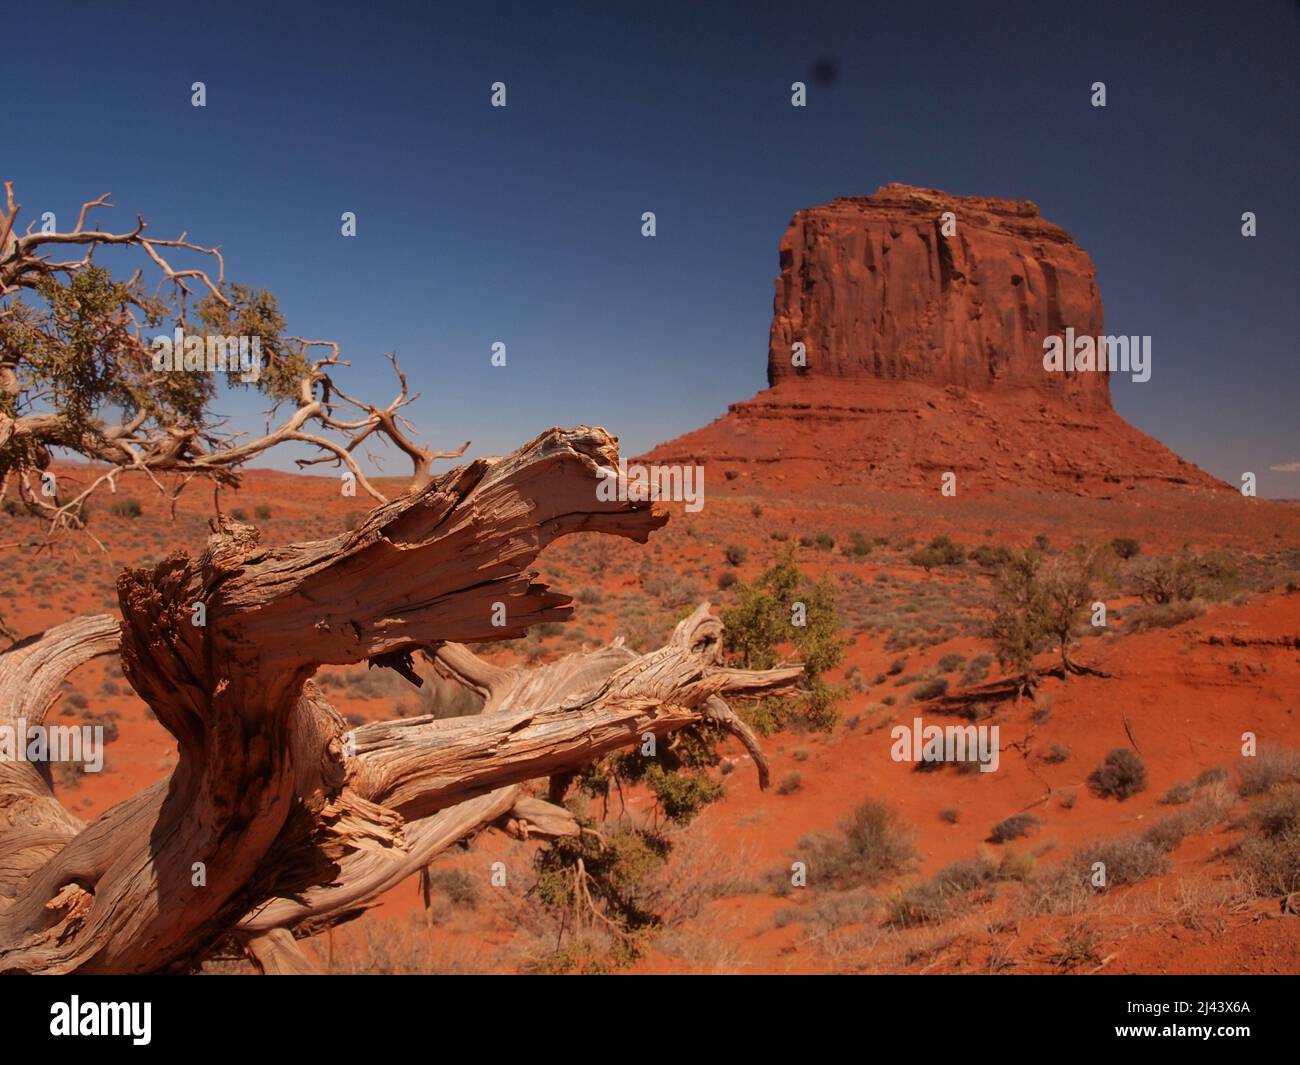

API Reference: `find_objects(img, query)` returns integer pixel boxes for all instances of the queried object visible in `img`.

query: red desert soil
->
[4,465,1297,974]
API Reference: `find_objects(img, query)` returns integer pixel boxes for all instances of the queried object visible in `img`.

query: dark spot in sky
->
[811,57,839,86]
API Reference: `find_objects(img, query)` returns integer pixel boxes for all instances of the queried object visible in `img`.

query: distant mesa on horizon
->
[645,183,1230,500]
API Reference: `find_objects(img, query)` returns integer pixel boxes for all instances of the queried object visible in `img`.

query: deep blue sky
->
[8,1,1298,494]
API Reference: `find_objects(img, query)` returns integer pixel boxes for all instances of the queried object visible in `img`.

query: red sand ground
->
[2,459,1298,974]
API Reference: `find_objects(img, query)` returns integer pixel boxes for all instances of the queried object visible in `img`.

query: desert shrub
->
[968,543,1012,568]
[716,570,737,590]
[1139,805,1223,852]
[989,549,1053,693]
[1088,748,1148,800]
[940,807,960,824]
[1236,785,1300,894]
[534,823,670,969]
[642,571,704,609]
[109,497,143,518]
[579,728,724,826]
[997,849,1036,881]
[1074,834,1168,886]
[1238,744,1300,797]
[813,532,834,551]
[722,550,846,732]
[1042,743,1071,765]
[739,695,798,736]
[886,879,955,927]
[1051,919,1103,970]
[1160,780,1197,806]
[1128,556,1195,604]
[989,814,1041,843]
[844,532,873,558]
[776,772,802,795]
[1037,547,1107,673]
[1110,536,1141,560]
[723,544,747,567]
[325,665,409,700]
[887,657,907,675]
[534,937,617,975]
[1236,794,1300,898]
[1142,815,1192,855]
[53,761,87,791]
[959,653,994,686]
[935,652,966,673]
[1128,552,1242,606]
[801,682,842,732]
[909,535,964,570]
[1126,599,1204,631]
[424,867,480,909]
[230,507,249,521]
[990,546,1107,692]
[398,671,486,719]
[81,711,120,744]
[794,799,916,890]
[1184,781,1236,829]
[777,888,878,933]
[910,676,948,702]
[254,503,272,521]
[886,852,1028,928]
[645,766,723,823]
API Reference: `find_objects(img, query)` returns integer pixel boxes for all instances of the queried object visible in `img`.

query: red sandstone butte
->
[644,183,1229,498]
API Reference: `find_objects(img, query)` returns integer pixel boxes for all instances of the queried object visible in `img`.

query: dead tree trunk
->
[0,426,800,974]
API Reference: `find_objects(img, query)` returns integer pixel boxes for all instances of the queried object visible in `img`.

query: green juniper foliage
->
[721,549,847,732]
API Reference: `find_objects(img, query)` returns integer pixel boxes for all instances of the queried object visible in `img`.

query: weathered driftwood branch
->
[233,640,642,943]
[0,425,803,975]
[0,614,120,902]
[238,606,797,953]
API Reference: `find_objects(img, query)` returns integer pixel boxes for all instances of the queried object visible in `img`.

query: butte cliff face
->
[767,185,1107,411]
[644,183,1226,498]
